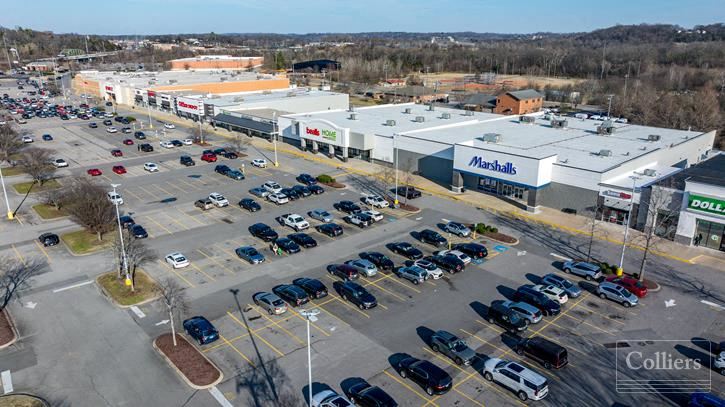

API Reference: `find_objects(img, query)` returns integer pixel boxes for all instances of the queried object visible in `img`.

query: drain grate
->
[221,218,234,224]
[604,341,630,349]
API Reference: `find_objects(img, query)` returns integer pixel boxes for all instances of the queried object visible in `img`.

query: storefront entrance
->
[694,219,725,251]
[478,177,527,203]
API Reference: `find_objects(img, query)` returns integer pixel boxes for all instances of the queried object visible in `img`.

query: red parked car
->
[87,168,102,176]
[112,165,127,175]
[111,149,123,157]
[201,152,217,162]
[122,139,134,145]
[606,276,648,298]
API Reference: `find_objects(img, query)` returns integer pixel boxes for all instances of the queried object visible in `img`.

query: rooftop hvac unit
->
[441,113,451,119]
[482,133,501,143]
[385,119,395,126]
[648,134,661,142]
[220,77,227,82]
[403,107,412,114]
[349,113,358,120]
[551,119,568,128]
[519,115,535,124]
[415,116,425,123]
[598,149,613,157]
[286,92,296,97]
[464,110,474,116]
[597,126,615,135]
[643,169,657,177]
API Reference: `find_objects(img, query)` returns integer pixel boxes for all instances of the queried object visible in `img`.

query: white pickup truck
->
[276,213,310,231]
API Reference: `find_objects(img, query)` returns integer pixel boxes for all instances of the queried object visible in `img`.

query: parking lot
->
[2,79,724,406]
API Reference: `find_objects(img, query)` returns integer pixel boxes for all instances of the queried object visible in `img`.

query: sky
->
[1,0,723,35]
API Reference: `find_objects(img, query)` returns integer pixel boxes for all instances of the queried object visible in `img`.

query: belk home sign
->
[688,194,725,216]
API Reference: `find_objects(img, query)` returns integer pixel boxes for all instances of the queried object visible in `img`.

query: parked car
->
[182,316,219,345]
[251,158,268,168]
[180,155,195,166]
[361,210,383,223]
[333,281,377,309]
[214,164,231,175]
[444,221,471,237]
[288,233,317,248]
[122,139,134,145]
[428,255,464,273]
[596,281,639,307]
[226,170,245,180]
[430,330,476,366]
[273,237,301,254]
[38,232,59,247]
[223,151,238,159]
[272,284,309,306]
[239,198,261,212]
[392,186,422,199]
[482,358,549,401]
[87,168,102,176]
[334,200,362,214]
[605,276,648,298]
[212,148,227,156]
[345,380,397,407]
[514,286,561,316]
[119,215,135,228]
[164,123,175,129]
[327,264,360,280]
[267,193,289,205]
[134,131,146,139]
[689,393,725,407]
[107,191,123,205]
[144,163,158,173]
[111,149,123,157]
[395,357,452,396]
[359,251,394,271]
[263,181,283,194]
[562,260,602,281]
[165,252,189,268]
[52,158,68,168]
[201,152,217,162]
[715,353,725,376]
[194,198,214,211]
[291,184,311,198]
[308,209,333,222]
[139,143,153,152]
[394,265,428,285]
[308,185,325,195]
[112,165,126,175]
[344,259,378,277]
[248,223,278,241]
[103,119,112,126]
[42,134,52,141]
[515,336,569,370]
[541,273,582,298]
[344,213,372,228]
[487,300,529,334]
[106,126,117,133]
[419,229,448,247]
[252,292,287,315]
[276,213,310,231]
[362,194,389,208]
[311,390,353,407]
[296,173,317,185]
[316,223,343,238]
[170,139,183,147]
[500,300,543,324]
[130,224,148,239]
[89,122,98,128]
[452,243,488,259]
[435,249,471,265]
[235,246,265,264]
[292,278,328,299]
[386,242,423,260]
[249,187,270,198]
[208,192,229,207]
[406,258,443,279]
[280,188,300,201]
[531,284,569,304]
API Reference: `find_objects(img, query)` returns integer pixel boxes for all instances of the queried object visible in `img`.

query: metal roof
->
[213,113,274,134]
[507,89,543,100]
[656,153,725,189]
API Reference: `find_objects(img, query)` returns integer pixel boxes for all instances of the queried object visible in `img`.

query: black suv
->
[292,278,328,299]
[119,215,135,228]
[139,143,153,152]
[487,300,529,334]
[359,252,395,271]
[428,255,464,273]
[334,200,361,214]
[327,264,360,280]
[386,242,423,260]
[296,173,317,185]
[452,243,488,259]
[333,281,377,309]
[272,284,309,306]
[316,223,343,238]
[214,164,231,175]
[514,286,561,316]
[38,232,60,247]
[345,380,397,407]
[291,184,311,197]
[134,131,146,140]
[288,233,317,248]
[273,237,300,254]
[392,186,422,199]
[280,188,300,201]
[239,198,261,212]
[515,336,568,370]
[396,357,452,396]
[130,224,148,239]
[419,229,448,247]
[249,223,279,241]
[180,155,195,166]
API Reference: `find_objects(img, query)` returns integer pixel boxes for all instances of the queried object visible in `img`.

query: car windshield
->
[452,341,468,351]
[508,312,523,324]
[176,256,186,262]
[561,279,573,288]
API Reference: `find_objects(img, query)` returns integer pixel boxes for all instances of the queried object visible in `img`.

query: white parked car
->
[412,258,443,280]
[590,115,602,121]
[143,162,159,172]
[107,191,123,205]
[263,181,283,194]
[164,123,175,129]
[436,249,471,265]
[165,252,189,269]
[482,358,549,401]
[208,192,229,207]
[532,284,569,304]
[182,138,193,145]
[104,112,114,118]
[362,194,389,208]
[21,135,33,143]
[106,126,118,133]
[160,140,173,148]
[267,193,289,205]
[277,213,309,231]
[52,158,68,168]
[361,210,384,222]
[252,158,268,168]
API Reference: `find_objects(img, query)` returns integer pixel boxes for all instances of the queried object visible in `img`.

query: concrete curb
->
[152,335,224,390]
[0,393,50,406]
[95,271,160,309]
[0,309,19,350]
[482,234,520,246]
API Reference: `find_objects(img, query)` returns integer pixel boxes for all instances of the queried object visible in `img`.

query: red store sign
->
[178,101,199,110]
[105,86,113,92]
[306,128,320,136]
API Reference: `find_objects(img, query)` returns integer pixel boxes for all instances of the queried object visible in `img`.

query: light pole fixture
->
[300,308,320,406]
[618,175,640,273]
[111,183,131,287]
[393,133,399,206]
[272,112,279,167]
[0,166,12,219]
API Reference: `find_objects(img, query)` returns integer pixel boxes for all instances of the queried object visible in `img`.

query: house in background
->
[461,93,497,112]
[493,89,543,115]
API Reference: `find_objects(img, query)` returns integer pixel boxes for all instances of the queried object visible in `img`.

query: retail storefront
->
[176,96,205,120]
[294,119,374,162]
[675,180,725,251]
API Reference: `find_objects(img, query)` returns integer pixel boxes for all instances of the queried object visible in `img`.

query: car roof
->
[505,361,547,385]
[434,330,458,341]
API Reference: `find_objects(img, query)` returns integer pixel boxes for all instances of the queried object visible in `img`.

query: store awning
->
[213,113,274,134]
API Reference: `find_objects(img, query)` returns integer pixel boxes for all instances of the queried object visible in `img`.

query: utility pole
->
[272,112,278,167]
[111,183,131,289]
[1,32,12,70]
[606,94,614,118]
[300,309,320,407]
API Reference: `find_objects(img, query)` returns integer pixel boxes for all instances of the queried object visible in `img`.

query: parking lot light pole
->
[0,166,12,219]
[111,183,130,288]
[146,103,153,129]
[618,175,640,274]
[272,112,279,167]
[393,133,399,206]
[300,309,320,405]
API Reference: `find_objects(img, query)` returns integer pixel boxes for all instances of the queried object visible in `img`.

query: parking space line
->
[375,273,422,294]
[247,304,304,345]
[226,311,285,357]
[205,317,296,352]
[124,188,145,202]
[197,248,235,274]
[179,208,208,226]
[219,334,255,368]
[158,260,195,287]
[188,262,215,281]
[452,388,485,407]
[165,181,190,196]
[557,313,616,335]
[362,279,407,302]
[177,178,201,191]
[283,307,331,337]
[11,244,26,265]
[534,331,588,358]
[574,303,628,324]
[383,370,438,406]
[305,299,349,327]
[459,329,508,354]
[214,244,245,265]
[33,240,51,262]
[322,276,371,318]
[145,216,174,235]
[153,184,177,198]
[159,211,191,231]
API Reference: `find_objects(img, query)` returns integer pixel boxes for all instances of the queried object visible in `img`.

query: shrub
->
[126,116,136,122]
[474,223,498,234]
[316,174,335,183]
[597,262,620,275]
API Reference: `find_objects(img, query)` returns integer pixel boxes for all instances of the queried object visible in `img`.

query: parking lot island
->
[153,334,223,390]
[0,310,18,349]
[96,271,159,307]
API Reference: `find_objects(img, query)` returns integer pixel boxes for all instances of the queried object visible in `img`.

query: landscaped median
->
[32,203,68,220]
[12,179,61,195]
[473,222,519,245]
[316,174,346,188]
[60,229,114,255]
[0,309,18,349]
[153,333,223,389]
[96,271,159,307]
[0,166,24,177]
[0,394,49,407]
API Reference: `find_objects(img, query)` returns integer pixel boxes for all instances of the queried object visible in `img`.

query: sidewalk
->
[130,106,725,267]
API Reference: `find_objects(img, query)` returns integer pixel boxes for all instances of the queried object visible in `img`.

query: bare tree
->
[0,124,24,165]
[632,186,679,281]
[64,179,116,241]
[20,147,56,186]
[225,133,251,154]
[111,228,157,290]
[41,186,68,211]
[399,157,415,204]
[156,278,188,347]
[0,256,45,312]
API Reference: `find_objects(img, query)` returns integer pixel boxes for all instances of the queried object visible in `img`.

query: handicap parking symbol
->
[494,245,509,253]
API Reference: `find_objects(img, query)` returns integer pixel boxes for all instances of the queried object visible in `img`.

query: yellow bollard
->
[616,267,623,277]
[125,278,132,286]
[7,211,14,220]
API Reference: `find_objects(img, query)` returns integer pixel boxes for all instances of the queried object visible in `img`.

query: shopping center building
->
[279,103,716,218]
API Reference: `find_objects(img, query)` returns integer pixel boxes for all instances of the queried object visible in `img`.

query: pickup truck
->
[276,213,310,231]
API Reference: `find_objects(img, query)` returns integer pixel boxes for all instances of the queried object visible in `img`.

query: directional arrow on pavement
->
[24,301,37,309]
[155,319,170,326]
[665,299,676,308]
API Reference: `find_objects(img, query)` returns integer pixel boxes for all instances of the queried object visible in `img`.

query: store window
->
[694,219,725,251]
[478,177,497,193]
[654,210,678,240]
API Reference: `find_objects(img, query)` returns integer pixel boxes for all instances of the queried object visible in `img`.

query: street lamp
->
[393,133,399,206]
[272,112,279,167]
[618,175,640,273]
[111,183,130,287]
[300,308,320,405]
[0,166,13,219]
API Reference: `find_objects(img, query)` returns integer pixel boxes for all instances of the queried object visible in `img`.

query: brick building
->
[493,89,543,115]
[167,55,263,71]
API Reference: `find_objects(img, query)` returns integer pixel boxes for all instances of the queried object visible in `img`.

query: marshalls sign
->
[687,194,725,216]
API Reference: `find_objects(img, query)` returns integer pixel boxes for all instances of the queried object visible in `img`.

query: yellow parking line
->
[153,184,176,198]
[363,279,406,302]
[323,276,371,318]
[452,388,485,407]
[459,329,508,354]
[164,182,187,195]
[375,273,422,294]
[205,317,296,352]
[247,304,304,345]
[226,311,285,357]
[188,262,216,281]
[158,211,191,231]
[576,303,632,322]
[219,334,255,368]
[383,370,437,406]
[11,244,26,265]
[215,244,245,265]
[145,216,174,235]
[158,260,195,287]
[177,178,201,191]
[33,240,52,262]
[197,248,235,274]
[558,313,616,335]
[125,188,145,202]
[180,209,208,226]
[285,307,331,337]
